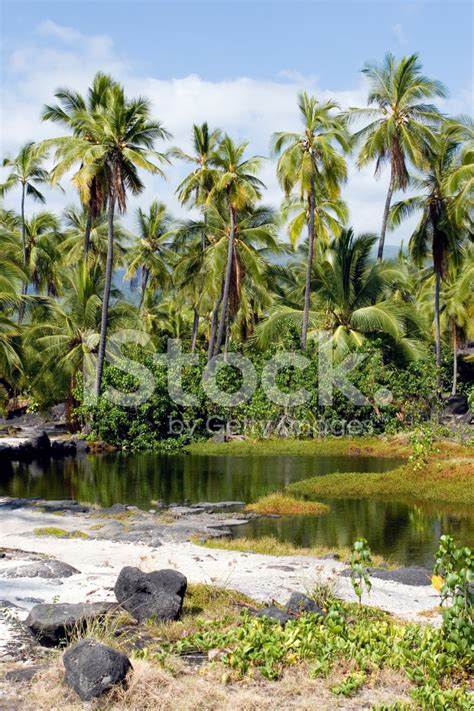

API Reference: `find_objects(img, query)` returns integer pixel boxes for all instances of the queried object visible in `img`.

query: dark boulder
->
[148,569,187,598]
[286,592,325,616]
[63,639,131,701]
[251,606,293,625]
[27,431,51,453]
[51,440,77,457]
[5,665,44,683]
[2,559,79,579]
[25,602,116,646]
[443,394,468,416]
[114,566,186,623]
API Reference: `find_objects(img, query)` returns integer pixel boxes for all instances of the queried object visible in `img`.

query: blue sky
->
[4,1,473,90]
[1,0,473,245]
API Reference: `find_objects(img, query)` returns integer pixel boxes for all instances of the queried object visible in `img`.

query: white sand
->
[0,508,441,629]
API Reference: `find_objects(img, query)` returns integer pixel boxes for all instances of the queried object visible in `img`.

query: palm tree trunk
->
[224,313,230,363]
[208,288,223,361]
[301,179,315,351]
[191,307,199,354]
[451,324,458,396]
[214,206,236,355]
[377,165,395,262]
[18,182,27,323]
[434,268,442,392]
[94,195,115,398]
[139,269,149,310]
[84,206,93,258]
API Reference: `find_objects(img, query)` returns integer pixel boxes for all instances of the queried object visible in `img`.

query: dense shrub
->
[73,341,449,450]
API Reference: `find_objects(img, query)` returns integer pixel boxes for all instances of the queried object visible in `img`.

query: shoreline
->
[0,497,441,639]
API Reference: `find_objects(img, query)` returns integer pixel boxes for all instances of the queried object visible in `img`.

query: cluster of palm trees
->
[0,53,472,413]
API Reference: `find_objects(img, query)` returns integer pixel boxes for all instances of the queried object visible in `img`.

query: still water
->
[1,452,472,566]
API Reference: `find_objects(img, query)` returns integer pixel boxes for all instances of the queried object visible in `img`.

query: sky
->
[1,0,473,247]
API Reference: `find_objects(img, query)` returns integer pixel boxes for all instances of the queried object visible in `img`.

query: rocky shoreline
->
[0,494,446,706]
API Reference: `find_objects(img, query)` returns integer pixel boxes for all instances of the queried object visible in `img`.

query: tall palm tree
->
[125,201,175,308]
[207,136,265,355]
[204,203,282,345]
[416,245,474,395]
[42,73,118,257]
[171,123,222,348]
[389,120,472,385]
[0,142,51,319]
[52,82,169,397]
[258,229,422,363]
[172,123,222,211]
[272,92,349,349]
[348,53,446,261]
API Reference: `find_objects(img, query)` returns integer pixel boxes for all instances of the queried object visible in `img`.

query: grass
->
[288,458,474,506]
[9,657,414,711]
[246,493,329,516]
[5,580,471,710]
[195,534,390,567]
[186,435,414,458]
[33,527,90,540]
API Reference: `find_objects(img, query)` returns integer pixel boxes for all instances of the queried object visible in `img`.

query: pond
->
[1,452,472,567]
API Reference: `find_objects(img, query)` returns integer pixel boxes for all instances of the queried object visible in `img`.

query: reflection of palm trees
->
[1,455,472,566]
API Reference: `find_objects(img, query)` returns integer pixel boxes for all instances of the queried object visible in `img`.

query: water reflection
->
[0,453,402,507]
[0,452,472,567]
[234,498,474,567]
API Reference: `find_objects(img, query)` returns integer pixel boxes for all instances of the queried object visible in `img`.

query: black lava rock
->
[63,639,131,701]
[25,602,116,646]
[286,592,325,616]
[251,606,293,625]
[114,566,186,623]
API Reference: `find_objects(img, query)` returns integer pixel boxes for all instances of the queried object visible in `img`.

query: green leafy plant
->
[433,535,473,658]
[330,671,366,696]
[350,537,373,604]
[408,426,440,471]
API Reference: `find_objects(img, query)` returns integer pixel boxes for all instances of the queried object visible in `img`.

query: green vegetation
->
[350,538,373,605]
[246,493,329,516]
[186,435,413,457]
[33,527,90,539]
[195,534,390,567]
[289,457,474,506]
[0,52,471,445]
[434,535,473,658]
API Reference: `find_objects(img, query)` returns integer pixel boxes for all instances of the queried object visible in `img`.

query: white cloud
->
[1,21,471,248]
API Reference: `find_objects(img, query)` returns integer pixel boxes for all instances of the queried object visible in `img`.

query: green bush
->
[75,343,447,451]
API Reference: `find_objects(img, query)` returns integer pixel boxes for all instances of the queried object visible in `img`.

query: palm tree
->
[0,213,25,386]
[389,120,472,385]
[171,123,222,348]
[23,212,61,297]
[258,229,422,362]
[204,203,282,346]
[272,92,349,350]
[348,53,446,261]
[60,205,128,267]
[171,123,222,211]
[417,246,474,395]
[207,136,265,355]
[42,73,118,257]
[52,82,169,397]
[26,263,136,413]
[125,201,175,308]
[0,142,51,319]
